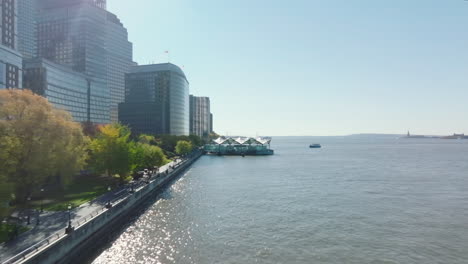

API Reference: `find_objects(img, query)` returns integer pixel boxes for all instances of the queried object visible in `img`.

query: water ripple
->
[91,137,468,264]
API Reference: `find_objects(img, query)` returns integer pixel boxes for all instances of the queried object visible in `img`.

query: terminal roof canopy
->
[210,137,271,146]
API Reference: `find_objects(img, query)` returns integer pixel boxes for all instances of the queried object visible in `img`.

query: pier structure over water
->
[204,137,274,156]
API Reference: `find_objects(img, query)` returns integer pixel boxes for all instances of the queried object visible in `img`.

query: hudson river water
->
[90,136,468,264]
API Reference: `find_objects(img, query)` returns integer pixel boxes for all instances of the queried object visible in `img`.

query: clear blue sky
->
[108,0,468,136]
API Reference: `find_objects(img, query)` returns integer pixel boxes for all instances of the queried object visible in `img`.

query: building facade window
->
[2,0,16,49]
[24,59,90,122]
[5,63,19,88]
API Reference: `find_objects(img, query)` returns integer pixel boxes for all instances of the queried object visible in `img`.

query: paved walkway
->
[0,159,184,262]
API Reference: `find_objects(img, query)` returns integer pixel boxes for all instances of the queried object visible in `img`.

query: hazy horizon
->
[108,0,468,136]
[225,133,464,138]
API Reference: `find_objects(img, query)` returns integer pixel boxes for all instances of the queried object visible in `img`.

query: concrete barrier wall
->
[19,152,203,264]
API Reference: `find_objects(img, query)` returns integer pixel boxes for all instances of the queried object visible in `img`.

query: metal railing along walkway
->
[1,151,202,264]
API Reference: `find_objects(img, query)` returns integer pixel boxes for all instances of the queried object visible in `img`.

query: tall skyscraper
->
[189,95,212,138]
[105,11,133,122]
[0,0,23,89]
[36,0,108,123]
[33,0,132,124]
[119,63,190,136]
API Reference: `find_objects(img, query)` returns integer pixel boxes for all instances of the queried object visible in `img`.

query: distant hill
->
[347,133,403,138]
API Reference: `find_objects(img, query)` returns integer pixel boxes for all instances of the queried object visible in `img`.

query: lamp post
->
[106,186,112,208]
[26,197,31,225]
[40,188,44,212]
[65,204,74,234]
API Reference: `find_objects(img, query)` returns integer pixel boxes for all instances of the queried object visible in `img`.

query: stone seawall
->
[15,152,203,264]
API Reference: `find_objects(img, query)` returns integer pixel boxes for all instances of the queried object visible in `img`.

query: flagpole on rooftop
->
[165,50,170,63]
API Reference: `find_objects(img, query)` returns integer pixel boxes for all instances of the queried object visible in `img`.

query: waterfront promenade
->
[0,159,184,263]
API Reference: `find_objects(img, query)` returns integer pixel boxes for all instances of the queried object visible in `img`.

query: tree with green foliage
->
[131,143,168,171]
[138,134,156,145]
[0,181,13,220]
[157,135,180,153]
[175,140,193,156]
[89,123,133,183]
[208,132,220,141]
[0,89,88,202]
[188,134,203,146]
[153,135,202,156]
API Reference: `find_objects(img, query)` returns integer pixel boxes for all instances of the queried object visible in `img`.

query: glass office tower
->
[36,0,110,123]
[23,58,90,122]
[119,63,190,136]
[0,0,23,89]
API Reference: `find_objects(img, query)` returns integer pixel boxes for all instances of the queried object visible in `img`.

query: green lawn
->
[0,224,29,243]
[34,176,113,211]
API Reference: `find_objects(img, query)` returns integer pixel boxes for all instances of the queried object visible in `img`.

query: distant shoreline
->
[266,134,468,139]
[403,136,468,140]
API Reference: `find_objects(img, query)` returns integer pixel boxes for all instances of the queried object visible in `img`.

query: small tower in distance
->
[407,131,410,137]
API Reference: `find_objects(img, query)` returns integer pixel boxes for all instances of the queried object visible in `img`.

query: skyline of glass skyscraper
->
[3,0,210,133]
[36,0,109,123]
[32,0,132,124]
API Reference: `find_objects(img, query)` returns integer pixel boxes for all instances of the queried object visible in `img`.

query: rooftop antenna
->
[165,50,170,63]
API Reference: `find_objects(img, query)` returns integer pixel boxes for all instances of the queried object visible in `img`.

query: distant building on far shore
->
[119,63,190,136]
[404,131,467,139]
[189,95,212,138]
[441,133,467,139]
